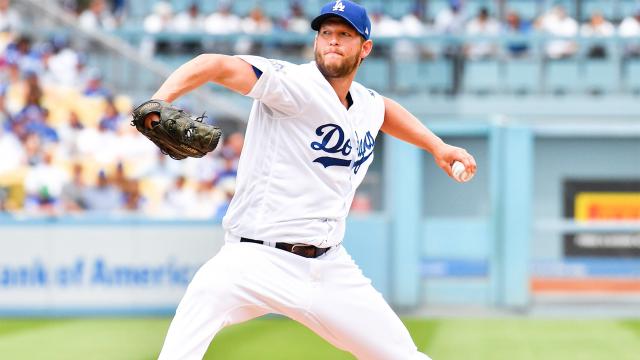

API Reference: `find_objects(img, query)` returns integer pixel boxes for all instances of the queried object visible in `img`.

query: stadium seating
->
[503,59,542,94]
[463,59,501,94]
[626,58,640,93]
[583,58,620,94]
[544,58,583,94]
[105,0,640,98]
[355,57,390,92]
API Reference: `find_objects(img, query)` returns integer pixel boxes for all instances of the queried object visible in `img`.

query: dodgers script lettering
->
[310,123,375,174]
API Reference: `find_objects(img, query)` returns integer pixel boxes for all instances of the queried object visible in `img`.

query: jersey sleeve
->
[235,55,308,117]
[360,85,386,130]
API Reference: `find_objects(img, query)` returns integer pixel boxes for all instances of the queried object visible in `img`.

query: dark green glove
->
[131,99,222,160]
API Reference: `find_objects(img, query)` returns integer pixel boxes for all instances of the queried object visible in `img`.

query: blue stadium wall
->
[1,120,638,315]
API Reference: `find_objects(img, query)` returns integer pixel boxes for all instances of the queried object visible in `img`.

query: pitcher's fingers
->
[462,155,476,173]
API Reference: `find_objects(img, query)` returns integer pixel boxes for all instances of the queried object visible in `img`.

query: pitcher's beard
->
[315,51,361,79]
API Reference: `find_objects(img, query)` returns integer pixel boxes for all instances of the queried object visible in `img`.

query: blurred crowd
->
[48,0,640,60]
[1,0,639,219]
[0,0,244,219]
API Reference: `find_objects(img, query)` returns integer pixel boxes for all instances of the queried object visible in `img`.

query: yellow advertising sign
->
[575,192,640,221]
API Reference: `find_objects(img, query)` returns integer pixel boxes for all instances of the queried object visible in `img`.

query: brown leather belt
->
[240,238,330,258]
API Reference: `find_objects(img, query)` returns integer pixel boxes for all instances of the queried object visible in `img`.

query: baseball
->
[452,161,474,182]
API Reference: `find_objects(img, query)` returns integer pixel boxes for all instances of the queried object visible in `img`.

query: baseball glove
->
[131,99,222,160]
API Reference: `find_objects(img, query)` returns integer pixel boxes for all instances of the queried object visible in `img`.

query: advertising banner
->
[564,180,640,257]
[0,223,224,315]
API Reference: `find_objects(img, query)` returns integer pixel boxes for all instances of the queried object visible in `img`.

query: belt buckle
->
[290,244,314,258]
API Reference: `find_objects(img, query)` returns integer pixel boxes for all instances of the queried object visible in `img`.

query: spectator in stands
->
[0,119,24,175]
[236,6,273,54]
[98,97,123,131]
[204,1,240,35]
[83,69,111,97]
[213,177,235,223]
[78,0,116,31]
[219,131,243,168]
[536,5,578,59]
[503,10,532,58]
[43,35,80,87]
[396,6,433,60]
[203,1,241,54]
[277,2,310,58]
[2,52,20,84]
[23,148,69,216]
[12,72,46,131]
[618,7,640,57]
[280,1,309,34]
[82,169,122,214]
[76,113,119,165]
[26,108,59,144]
[149,149,184,179]
[240,6,273,34]
[110,0,126,24]
[141,150,184,211]
[0,0,21,33]
[110,161,127,190]
[213,151,237,188]
[162,175,197,218]
[143,1,173,34]
[370,9,402,38]
[207,133,242,199]
[189,179,224,219]
[73,52,92,87]
[173,3,204,33]
[4,36,41,77]
[113,118,158,176]
[369,9,402,58]
[434,0,467,93]
[121,178,145,213]
[434,0,466,34]
[464,7,500,60]
[22,132,41,165]
[171,2,205,53]
[580,11,614,59]
[56,111,84,159]
[60,162,87,213]
[401,5,426,36]
[141,1,173,56]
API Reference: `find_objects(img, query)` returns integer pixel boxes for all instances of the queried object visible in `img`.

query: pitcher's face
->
[314,18,371,79]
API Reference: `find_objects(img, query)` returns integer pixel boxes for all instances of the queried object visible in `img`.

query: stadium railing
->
[108,29,640,96]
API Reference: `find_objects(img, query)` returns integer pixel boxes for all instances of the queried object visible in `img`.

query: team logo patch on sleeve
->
[268,59,285,72]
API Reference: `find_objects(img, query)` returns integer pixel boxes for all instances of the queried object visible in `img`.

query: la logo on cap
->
[333,0,345,12]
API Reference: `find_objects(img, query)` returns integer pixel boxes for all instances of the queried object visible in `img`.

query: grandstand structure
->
[114,0,640,96]
[1,0,639,314]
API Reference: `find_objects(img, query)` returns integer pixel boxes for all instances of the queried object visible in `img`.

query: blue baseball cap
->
[311,0,372,40]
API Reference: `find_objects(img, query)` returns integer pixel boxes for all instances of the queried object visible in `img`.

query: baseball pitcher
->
[136,1,477,359]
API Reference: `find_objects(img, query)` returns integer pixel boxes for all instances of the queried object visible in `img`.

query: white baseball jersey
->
[222,55,385,248]
[158,55,432,360]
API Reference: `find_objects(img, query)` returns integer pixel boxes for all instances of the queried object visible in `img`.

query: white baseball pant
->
[158,234,431,360]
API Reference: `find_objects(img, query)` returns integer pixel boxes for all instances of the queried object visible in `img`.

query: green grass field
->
[0,317,638,359]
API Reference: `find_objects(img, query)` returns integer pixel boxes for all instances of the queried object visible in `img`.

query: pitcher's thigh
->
[298,247,431,360]
[158,245,269,360]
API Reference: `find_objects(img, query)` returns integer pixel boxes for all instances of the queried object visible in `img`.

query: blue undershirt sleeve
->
[252,65,263,79]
